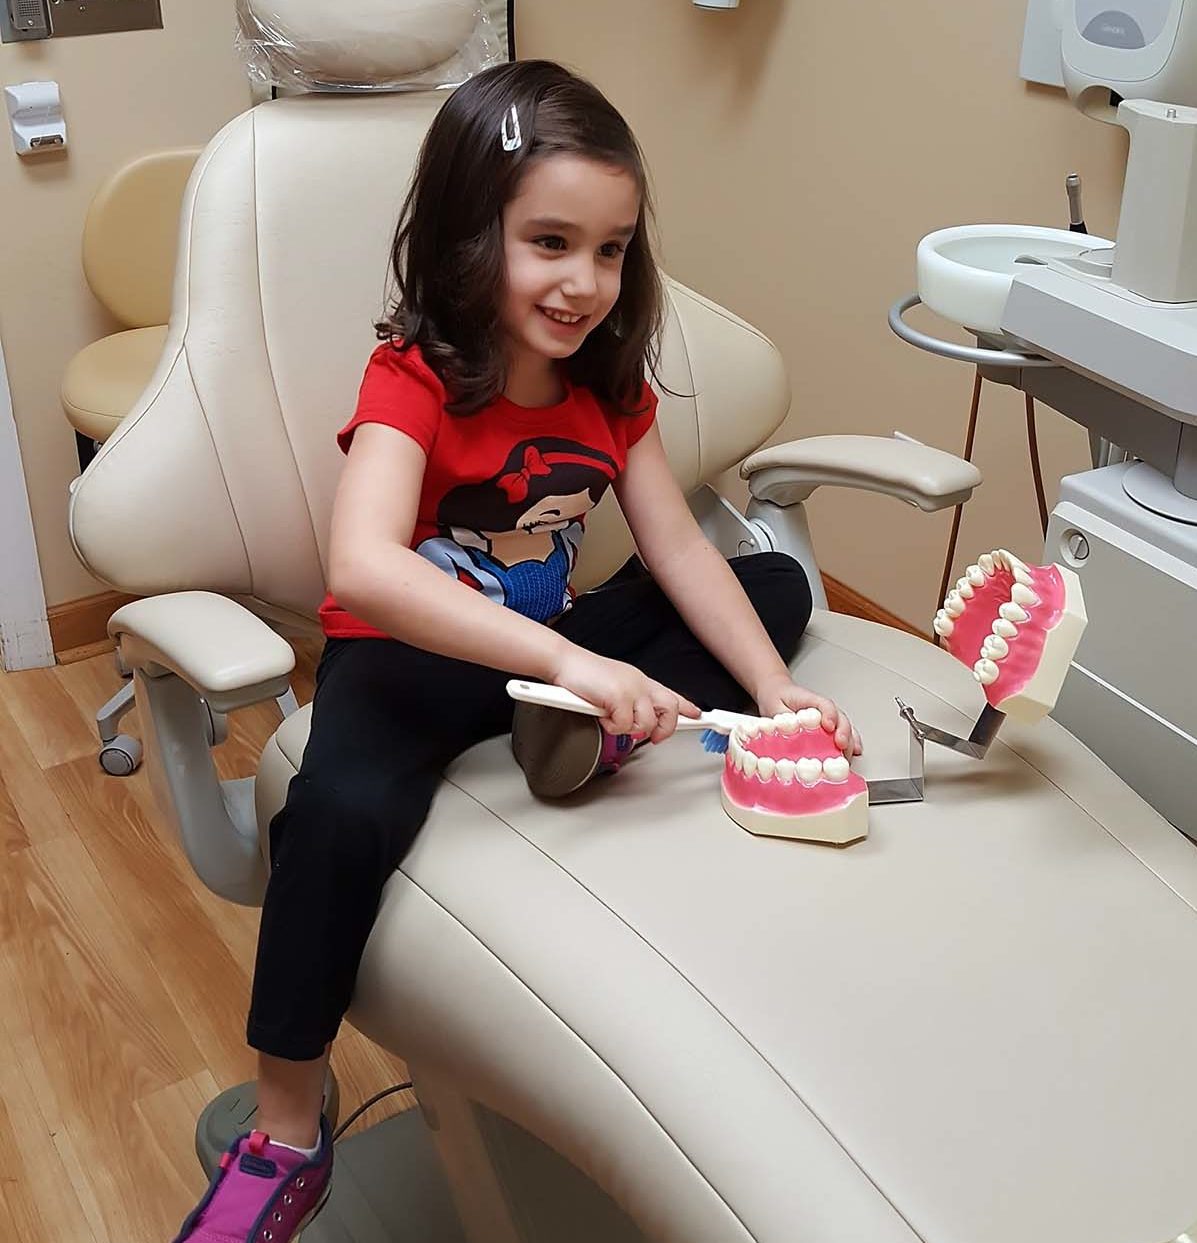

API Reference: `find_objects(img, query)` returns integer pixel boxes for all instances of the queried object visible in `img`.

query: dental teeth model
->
[933,548,1087,724]
[721,709,869,845]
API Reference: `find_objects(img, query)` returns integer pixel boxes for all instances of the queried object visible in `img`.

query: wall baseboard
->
[822,574,927,640]
[48,591,137,660]
[44,578,927,662]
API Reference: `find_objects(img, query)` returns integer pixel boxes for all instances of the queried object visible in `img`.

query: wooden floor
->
[0,640,415,1243]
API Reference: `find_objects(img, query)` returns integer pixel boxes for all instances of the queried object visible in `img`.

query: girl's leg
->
[559,552,812,708]
[513,553,812,796]
[256,1047,330,1150]
[247,637,513,1139]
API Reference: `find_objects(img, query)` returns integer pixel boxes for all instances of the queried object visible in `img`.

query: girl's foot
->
[511,703,636,798]
[170,1117,333,1243]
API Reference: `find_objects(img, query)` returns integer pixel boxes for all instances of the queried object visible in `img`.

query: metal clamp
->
[888,294,1058,370]
[867,698,1006,806]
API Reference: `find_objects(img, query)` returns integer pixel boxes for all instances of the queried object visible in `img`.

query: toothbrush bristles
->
[701,729,730,754]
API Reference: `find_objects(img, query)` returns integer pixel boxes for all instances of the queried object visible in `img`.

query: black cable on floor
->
[332,1081,414,1143]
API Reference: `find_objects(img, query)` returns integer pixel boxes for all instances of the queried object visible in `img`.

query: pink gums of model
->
[720,708,869,846]
[934,548,1087,724]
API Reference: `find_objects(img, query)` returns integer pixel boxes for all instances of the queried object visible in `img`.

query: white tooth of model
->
[778,713,799,735]
[983,634,1010,660]
[946,595,966,619]
[756,756,776,781]
[956,577,975,599]
[823,756,850,783]
[775,758,796,783]
[974,658,1000,685]
[967,565,986,587]
[796,757,823,785]
[934,613,955,638]
[797,707,822,730]
[999,602,1030,624]
[979,553,996,575]
[1011,583,1040,608]
[993,618,1019,639]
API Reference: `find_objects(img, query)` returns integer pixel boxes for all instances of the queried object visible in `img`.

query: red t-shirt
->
[319,343,658,639]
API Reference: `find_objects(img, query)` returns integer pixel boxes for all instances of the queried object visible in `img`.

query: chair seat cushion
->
[61,325,167,441]
[256,609,1197,1243]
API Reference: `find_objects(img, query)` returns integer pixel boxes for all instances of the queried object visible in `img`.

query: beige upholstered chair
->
[62,148,200,445]
[67,3,1197,1240]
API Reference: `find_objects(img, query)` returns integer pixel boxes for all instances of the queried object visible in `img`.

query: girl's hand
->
[754,673,862,757]
[551,648,701,744]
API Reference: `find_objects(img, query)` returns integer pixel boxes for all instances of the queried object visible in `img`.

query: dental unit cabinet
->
[892,0,1197,839]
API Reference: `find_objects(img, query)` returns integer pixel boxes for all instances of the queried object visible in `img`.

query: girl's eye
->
[534,236,567,252]
[598,242,626,259]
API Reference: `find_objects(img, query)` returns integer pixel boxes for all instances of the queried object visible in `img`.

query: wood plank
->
[0,695,75,848]
[133,1071,223,1214]
[47,591,137,657]
[56,638,117,667]
[0,1050,97,1243]
[46,755,258,1091]
[0,664,103,768]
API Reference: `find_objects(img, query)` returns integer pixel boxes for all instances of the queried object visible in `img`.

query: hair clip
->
[501,103,522,152]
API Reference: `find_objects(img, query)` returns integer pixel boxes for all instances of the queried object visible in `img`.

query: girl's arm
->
[614,424,860,754]
[328,424,697,738]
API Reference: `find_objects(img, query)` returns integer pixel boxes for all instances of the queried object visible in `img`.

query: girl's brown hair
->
[376,59,662,416]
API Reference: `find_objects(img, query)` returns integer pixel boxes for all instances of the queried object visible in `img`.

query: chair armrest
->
[742,434,982,512]
[108,591,295,713]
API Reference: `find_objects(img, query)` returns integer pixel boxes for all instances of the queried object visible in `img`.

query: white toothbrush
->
[506,679,762,736]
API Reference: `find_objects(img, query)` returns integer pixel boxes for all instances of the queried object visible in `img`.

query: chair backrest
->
[82,149,201,329]
[69,20,789,630]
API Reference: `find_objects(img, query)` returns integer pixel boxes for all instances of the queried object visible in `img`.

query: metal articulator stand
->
[867,699,1007,806]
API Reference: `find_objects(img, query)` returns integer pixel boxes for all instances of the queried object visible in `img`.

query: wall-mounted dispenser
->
[4,81,67,156]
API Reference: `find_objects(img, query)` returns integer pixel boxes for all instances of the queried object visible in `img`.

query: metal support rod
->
[867,699,1006,805]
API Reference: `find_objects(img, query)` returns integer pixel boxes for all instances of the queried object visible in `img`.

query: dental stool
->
[69,3,1197,1241]
[61,148,199,773]
[62,148,200,451]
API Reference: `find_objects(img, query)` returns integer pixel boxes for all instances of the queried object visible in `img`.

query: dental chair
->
[68,3,1197,1241]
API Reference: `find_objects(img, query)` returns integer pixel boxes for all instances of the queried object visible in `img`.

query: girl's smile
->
[501,153,640,403]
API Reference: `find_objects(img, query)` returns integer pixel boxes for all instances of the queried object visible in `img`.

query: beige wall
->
[520,0,1129,629]
[1,1,251,608]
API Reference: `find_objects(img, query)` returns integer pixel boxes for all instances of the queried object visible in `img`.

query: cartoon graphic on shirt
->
[416,438,618,622]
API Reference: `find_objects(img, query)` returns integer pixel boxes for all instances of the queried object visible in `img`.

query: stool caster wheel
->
[99,734,142,776]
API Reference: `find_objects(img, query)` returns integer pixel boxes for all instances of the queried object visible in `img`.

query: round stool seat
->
[61,325,167,442]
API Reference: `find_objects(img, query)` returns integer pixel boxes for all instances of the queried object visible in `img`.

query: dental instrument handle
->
[1066,172,1087,234]
[505,680,753,734]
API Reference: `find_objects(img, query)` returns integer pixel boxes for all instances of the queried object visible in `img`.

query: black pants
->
[247,553,812,1060]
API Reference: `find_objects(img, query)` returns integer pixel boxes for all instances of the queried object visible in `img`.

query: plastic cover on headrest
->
[236,0,504,93]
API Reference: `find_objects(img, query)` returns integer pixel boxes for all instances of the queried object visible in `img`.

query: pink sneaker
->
[171,1118,333,1243]
[512,702,639,799]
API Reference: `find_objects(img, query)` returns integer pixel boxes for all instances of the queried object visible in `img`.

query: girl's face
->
[501,154,640,372]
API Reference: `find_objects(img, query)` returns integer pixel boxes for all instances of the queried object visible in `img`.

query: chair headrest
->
[237,0,502,92]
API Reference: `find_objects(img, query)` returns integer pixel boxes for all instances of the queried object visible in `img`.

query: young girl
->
[172,58,860,1243]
